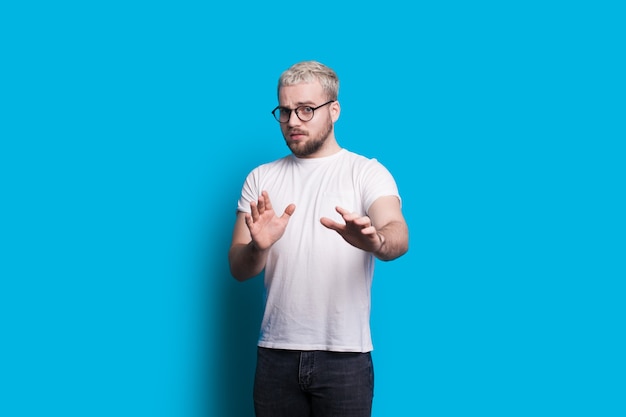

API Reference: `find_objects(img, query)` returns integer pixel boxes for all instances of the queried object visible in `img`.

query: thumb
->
[282,203,296,218]
[320,217,340,231]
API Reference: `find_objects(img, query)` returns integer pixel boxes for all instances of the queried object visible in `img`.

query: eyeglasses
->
[271,100,335,123]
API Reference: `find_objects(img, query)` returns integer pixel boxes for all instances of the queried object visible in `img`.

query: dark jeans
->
[253,347,374,417]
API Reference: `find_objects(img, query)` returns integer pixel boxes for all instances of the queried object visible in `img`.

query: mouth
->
[289,130,307,140]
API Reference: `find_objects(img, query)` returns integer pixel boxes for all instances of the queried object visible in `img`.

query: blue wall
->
[2,1,624,416]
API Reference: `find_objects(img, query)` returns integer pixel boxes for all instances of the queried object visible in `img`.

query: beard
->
[284,119,333,158]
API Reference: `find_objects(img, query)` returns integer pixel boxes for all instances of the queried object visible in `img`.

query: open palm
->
[246,191,296,251]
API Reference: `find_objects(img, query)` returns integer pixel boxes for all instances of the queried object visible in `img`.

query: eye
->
[300,106,314,114]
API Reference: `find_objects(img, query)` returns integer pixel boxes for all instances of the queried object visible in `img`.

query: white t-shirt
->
[237,149,401,352]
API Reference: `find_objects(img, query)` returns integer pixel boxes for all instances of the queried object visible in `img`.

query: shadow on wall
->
[201,225,265,417]
[196,146,282,416]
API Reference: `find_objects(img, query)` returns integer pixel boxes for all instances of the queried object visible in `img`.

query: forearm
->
[373,220,409,261]
[228,242,268,281]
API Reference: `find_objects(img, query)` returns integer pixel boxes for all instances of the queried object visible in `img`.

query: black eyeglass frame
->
[271,100,335,123]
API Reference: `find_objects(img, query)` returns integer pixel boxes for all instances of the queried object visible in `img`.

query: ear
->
[331,100,341,122]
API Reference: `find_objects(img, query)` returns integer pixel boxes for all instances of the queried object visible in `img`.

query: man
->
[228,60,409,417]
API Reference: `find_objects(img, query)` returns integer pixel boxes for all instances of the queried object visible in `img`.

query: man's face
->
[277,82,336,158]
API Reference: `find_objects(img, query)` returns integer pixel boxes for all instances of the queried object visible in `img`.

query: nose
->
[286,110,301,126]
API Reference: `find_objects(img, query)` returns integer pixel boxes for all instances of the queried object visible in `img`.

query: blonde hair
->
[278,61,339,101]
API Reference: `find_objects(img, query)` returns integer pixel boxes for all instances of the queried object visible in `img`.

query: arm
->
[320,195,408,261]
[367,195,409,260]
[228,212,268,281]
[228,191,296,281]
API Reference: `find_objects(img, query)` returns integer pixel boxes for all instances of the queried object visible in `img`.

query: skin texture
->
[228,81,408,281]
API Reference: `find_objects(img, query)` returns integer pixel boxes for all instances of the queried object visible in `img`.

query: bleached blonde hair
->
[278,61,339,101]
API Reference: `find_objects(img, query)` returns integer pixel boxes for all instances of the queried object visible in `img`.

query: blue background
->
[1,1,624,416]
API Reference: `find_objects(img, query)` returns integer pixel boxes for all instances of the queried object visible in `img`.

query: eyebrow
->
[280,101,316,108]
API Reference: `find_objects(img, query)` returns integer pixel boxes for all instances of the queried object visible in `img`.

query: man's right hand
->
[245,190,296,251]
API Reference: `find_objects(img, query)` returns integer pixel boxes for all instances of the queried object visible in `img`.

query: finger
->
[283,203,296,217]
[320,217,344,231]
[261,190,272,212]
[257,194,266,214]
[352,216,372,227]
[360,225,377,235]
[250,201,259,221]
[335,206,360,222]
[245,213,254,229]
